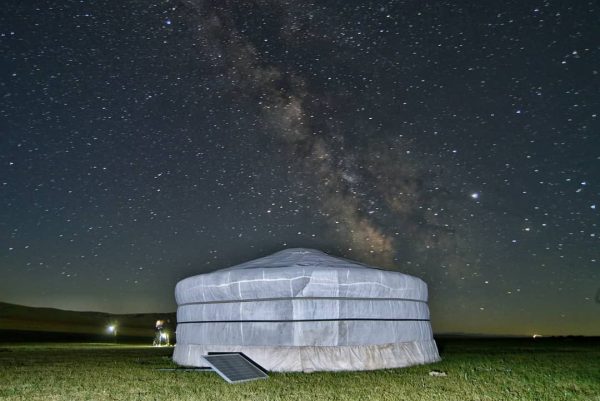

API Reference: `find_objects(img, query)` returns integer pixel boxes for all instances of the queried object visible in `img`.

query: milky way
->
[1,0,599,335]
[177,0,462,269]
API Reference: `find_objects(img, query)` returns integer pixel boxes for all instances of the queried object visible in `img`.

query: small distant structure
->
[532,334,543,339]
[153,320,170,346]
[173,248,440,372]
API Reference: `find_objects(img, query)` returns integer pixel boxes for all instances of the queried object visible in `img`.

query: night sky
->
[1,0,599,336]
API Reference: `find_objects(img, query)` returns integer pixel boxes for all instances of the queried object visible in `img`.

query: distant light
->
[532,334,542,339]
[470,193,479,200]
[107,324,117,335]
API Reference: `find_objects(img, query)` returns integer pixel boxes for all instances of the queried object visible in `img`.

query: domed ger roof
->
[173,248,440,372]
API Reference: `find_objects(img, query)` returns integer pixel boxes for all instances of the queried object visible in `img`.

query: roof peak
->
[272,248,326,255]
[225,248,381,271]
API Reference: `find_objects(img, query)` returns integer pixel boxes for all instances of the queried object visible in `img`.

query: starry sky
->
[1,0,599,336]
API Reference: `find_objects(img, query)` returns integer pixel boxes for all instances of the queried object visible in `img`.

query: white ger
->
[173,248,440,372]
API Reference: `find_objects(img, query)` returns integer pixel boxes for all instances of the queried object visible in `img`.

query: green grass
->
[0,339,598,401]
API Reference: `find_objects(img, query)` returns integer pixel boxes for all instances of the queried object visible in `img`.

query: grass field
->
[0,339,598,401]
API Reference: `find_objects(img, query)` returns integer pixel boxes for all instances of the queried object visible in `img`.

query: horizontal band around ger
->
[178,318,431,324]
[178,296,428,306]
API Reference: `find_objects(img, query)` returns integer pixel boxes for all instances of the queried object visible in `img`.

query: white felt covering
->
[173,248,440,371]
